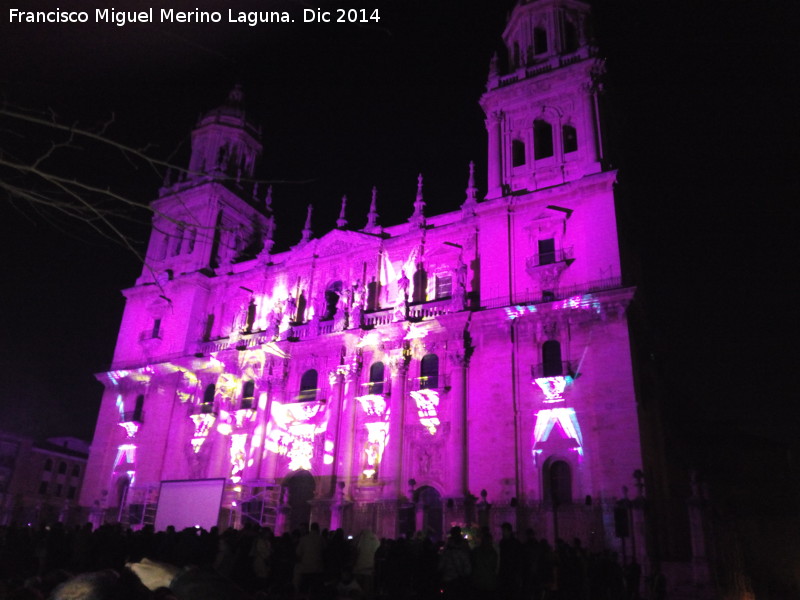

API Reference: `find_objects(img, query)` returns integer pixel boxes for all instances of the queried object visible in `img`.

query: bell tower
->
[481,0,605,199]
[140,85,271,281]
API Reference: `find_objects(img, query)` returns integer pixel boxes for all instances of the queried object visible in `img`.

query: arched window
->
[202,313,215,342]
[563,124,578,154]
[71,465,80,478]
[299,369,318,402]
[548,460,572,506]
[44,459,53,471]
[534,26,548,55]
[420,354,439,390]
[242,380,255,409]
[563,20,579,53]
[513,41,521,68]
[58,462,67,475]
[534,120,554,159]
[512,139,526,167]
[542,340,563,377]
[369,362,385,395]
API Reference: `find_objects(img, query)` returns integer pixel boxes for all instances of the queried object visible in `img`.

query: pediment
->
[290,229,381,262]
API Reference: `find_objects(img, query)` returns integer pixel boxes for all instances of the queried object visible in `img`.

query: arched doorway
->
[285,470,315,532]
[414,485,443,541]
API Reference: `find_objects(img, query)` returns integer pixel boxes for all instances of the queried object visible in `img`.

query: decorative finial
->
[300,204,313,244]
[261,214,276,258]
[265,185,273,212]
[409,173,426,227]
[365,186,379,231]
[336,195,348,229]
[227,83,244,105]
[461,160,479,216]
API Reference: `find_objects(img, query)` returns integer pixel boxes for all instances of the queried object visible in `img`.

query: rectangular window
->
[152,319,162,338]
[538,238,556,265]
[55,484,63,497]
[38,481,48,495]
[67,486,76,499]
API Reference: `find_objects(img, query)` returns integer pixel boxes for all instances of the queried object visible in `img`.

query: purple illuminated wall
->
[82,0,646,554]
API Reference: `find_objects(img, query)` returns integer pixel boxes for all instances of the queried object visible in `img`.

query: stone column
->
[446,355,468,500]
[486,111,504,199]
[382,358,409,500]
[339,366,360,499]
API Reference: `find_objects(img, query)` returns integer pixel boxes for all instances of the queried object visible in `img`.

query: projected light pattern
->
[114,443,137,483]
[504,304,538,320]
[534,375,573,403]
[362,421,389,479]
[532,407,584,458]
[357,394,388,418]
[265,401,329,471]
[229,433,248,483]
[190,413,217,453]
[357,393,391,478]
[410,389,440,435]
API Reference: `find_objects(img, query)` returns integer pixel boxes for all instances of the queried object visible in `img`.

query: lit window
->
[420,354,439,390]
[242,380,255,409]
[299,370,318,402]
[369,362,385,395]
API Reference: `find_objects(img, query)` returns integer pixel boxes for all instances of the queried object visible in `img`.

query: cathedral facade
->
[81,0,650,554]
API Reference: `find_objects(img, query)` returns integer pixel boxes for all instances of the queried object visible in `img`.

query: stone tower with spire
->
[143,85,271,278]
[481,0,604,199]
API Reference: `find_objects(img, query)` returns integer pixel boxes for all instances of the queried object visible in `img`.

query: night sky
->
[1,0,797,450]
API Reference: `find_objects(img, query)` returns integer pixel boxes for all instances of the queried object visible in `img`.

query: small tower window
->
[513,41,521,69]
[563,20,579,54]
[534,120,554,159]
[299,369,318,402]
[563,125,578,154]
[512,140,526,167]
[420,354,439,390]
[152,319,162,339]
[542,340,563,377]
[369,362,385,395]
[534,27,548,55]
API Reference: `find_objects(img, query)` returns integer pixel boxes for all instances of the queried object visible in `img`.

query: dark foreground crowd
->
[0,521,660,600]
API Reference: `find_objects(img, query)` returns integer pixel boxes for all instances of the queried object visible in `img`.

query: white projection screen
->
[154,479,226,532]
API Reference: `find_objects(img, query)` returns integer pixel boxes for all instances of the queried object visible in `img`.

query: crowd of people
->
[0,520,653,600]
